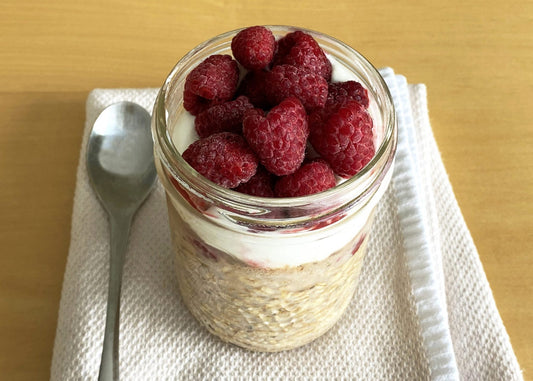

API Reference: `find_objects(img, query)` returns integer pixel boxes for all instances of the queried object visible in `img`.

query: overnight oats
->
[152,26,397,352]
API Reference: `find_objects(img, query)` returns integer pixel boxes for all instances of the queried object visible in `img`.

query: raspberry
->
[182,132,258,188]
[183,90,213,116]
[274,160,336,197]
[194,96,253,138]
[231,26,276,70]
[273,31,332,80]
[243,97,308,176]
[309,100,375,178]
[327,81,369,108]
[236,70,270,109]
[183,55,239,115]
[308,81,369,134]
[265,64,328,112]
[234,166,275,197]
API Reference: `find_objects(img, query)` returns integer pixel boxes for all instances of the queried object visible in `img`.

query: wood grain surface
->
[0,1,531,379]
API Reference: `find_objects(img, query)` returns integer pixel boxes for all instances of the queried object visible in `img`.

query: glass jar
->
[152,26,397,352]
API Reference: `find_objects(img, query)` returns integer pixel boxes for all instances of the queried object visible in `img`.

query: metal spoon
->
[86,101,157,381]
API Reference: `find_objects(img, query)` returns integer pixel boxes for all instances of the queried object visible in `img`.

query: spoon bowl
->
[86,101,156,381]
[87,101,156,213]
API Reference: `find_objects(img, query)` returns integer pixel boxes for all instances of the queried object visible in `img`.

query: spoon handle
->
[98,212,133,381]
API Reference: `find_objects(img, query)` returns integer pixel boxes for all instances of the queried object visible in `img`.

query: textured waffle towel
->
[51,69,523,380]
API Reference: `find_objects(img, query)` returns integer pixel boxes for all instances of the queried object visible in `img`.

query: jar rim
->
[152,25,397,214]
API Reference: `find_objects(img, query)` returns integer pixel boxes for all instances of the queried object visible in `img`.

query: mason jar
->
[152,25,397,352]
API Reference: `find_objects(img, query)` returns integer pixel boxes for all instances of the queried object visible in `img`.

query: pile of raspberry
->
[181,26,375,198]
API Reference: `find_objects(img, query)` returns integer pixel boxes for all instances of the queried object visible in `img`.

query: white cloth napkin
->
[51,69,523,380]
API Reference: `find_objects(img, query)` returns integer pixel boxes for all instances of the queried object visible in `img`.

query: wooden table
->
[1,1,531,379]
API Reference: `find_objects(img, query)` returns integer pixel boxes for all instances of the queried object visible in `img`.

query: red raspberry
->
[231,26,276,71]
[243,97,308,176]
[194,96,253,138]
[273,31,332,80]
[309,100,375,178]
[183,55,239,115]
[182,132,258,188]
[234,166,275,197]
[327,81,369,109]
[274,160,336,197]
[183,90,213,116]
[236,70,270,109]
[265,64,328,112]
